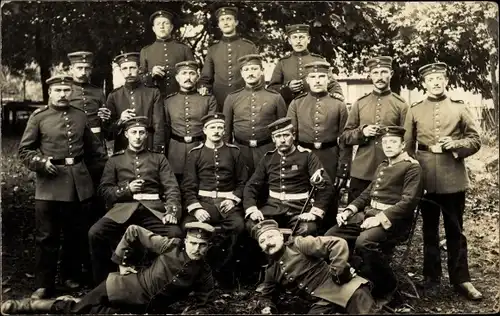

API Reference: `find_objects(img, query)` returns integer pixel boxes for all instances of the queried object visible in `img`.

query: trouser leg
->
[307,300,338,314]
[88,217,125,285]
[286,213,318,236]
[133,206,183,238]
[440,192,470,284]
[348,178,371,203]
[324,212,364,254]
[344,285,376,314]
[51,281,120,314]
[34,200,61,290]
[421,193,442,281]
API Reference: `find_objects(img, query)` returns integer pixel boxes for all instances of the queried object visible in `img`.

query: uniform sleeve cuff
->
[187,202,203,213]
[309,207,325,219]
[337,164,349,178]
[230,194,241,204]
[111,252,123,265]
[346,205,358,214]
[245,206,259,218]
[376,211,392,230]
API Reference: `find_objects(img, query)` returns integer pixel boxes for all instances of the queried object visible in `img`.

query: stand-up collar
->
[244,80,265,92]
[309,91,328,98]
[427,94,447,102]
[221,34,240,42]
[372,89,391,97]
[155,37,173,43]
[292,50,310,57]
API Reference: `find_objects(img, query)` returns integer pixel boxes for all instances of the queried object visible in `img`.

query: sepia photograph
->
[1,0,499,314]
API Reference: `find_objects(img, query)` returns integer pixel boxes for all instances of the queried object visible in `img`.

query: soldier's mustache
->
[376,80,385,84]
[184,80,192,83]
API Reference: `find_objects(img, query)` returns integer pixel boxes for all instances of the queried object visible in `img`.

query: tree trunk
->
[488,53,498,136]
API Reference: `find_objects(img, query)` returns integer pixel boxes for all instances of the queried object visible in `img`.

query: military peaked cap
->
[175,61,200,72]
[67,51,94,64]
[304,61,331,74]
[150,10,174,23]
[215,6,238,18]
[113,52,140,65]
[366,56,392,71]
[122,116,152,132]
[46,75,73,86]
[238,54,263,68]
[185,222,216,240]
[201,113,225,127]
[268,117,293,135]
[380,126,406,138]
[251,219,280,240]
[418,62,448,77]
[285,24,310,35]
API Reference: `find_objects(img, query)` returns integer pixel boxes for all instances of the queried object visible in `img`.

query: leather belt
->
[298,139,337,150]
[269,190,309,201]
[91,127,101,133]
[51,155,84,166]
[418,143,444,154]
[133,193,160,200]
[370,200,393,211]
[235,136,272,148]
[198,190,234,199]
[171,133,204,144]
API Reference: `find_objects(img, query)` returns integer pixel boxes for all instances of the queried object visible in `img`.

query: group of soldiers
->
[1,5,484,315]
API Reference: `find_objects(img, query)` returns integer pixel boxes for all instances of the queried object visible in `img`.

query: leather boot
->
[1,298,56,314]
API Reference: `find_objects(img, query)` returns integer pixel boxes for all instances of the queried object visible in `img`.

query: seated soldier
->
[1,223,216,315]
[89,116,183,285]
[253,220,376,314]
[326,126,423,299]
[244,117,333,237]
[181,113,248,284]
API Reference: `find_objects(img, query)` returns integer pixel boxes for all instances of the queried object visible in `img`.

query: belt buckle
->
[65,157,75,165]
[184,136,193,143]
[249,140,257,147]
[430,144,443,153]
[280,192,286,200]
[314,142,322,149]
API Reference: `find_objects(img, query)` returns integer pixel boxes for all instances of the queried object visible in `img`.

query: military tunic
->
[342,90,408,182]
[164,90,217,174]
[105,81,165,152]
[69,82,106,133]
[139,38,195,96]
[287,91,350,183]
[223,83,287,173]
[268,51,344,105]
[199,35,258,110]
[258,236,369,310]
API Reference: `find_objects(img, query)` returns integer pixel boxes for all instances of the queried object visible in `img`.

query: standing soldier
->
[89,116,183,285]
[164,61,217,183]
[223,54,287,175]
[139,10,195,96]
[342,56,408,202]
[18,75,107,298]
[287,61,350,215]
[199,6,258,111]
[404,62,482,300]
[182,113,248,285]
[105,52,165,153]
[268,24,344,106]
[244,117,333,237]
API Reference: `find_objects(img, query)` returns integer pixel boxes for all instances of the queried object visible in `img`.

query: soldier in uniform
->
[404,62,482,300]
[1,223,216,315]
[268,24,344,106]
[105,52,165,153]
[139,10,195,96]
[287,61,350,223]
[252,220,375,314]
[244,117,333,237]
[342,56,408,203]
[89,116,182,285]
[199,6,258,110]
[223,54,287,175]
[327,126,423,299]
[18,75,107,298]
[181,113,248,283]
[164,61,217,183]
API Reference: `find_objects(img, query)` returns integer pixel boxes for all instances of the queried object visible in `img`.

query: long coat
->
[258,235,368,309]
[342,90,408,181]
[98,148,182,223]
[199,35,258,110]
[404,95,481,194]
[106,225,213,307]
[139,38,195,96]
[18,105,107,202]
[105,81,165,152]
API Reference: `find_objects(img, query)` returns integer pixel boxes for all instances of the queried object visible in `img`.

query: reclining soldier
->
[1,223,216,314]
[253,219,376,314]
[326,126,423,299]
[244,117,333,237]
[181,113,248,284]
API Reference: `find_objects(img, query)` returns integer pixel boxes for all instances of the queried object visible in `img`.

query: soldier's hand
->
[440,137,460,150]
[120,108,136,122]
[128,179,145,193]
[336,209,353,227]
[298,212,317,222]
[362,125,380,137]
[334,176,347,190]
[360,216,381,230]
[198,86,209,96]
[220,199,236,213]
[193,209,211,222]
[249,209,265,222]
[152,65,166,77]
[97,107,111,121]
[162,213,178,224]
[310,168,325,186]
[288,79,303,93]
[119,265,137,275]
[44,159,58,175]
[261,306,273,314]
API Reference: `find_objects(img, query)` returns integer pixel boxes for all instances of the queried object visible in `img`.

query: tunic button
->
[281,174,285,177]
[282,168,285,171]
[63,112,67,115]
[289,277,293,281]
[282,186,285,189]
[311,291,315,295]
[137,175,141,178]
[65,118,68,121]
[136,162,139,165]
[229,84,232,87]
[68,131,71,135]
[68,138,72,141]
[374,191,378,195]
[376,184,380,188]
[280,261,284,265]
[69,145,72,148]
